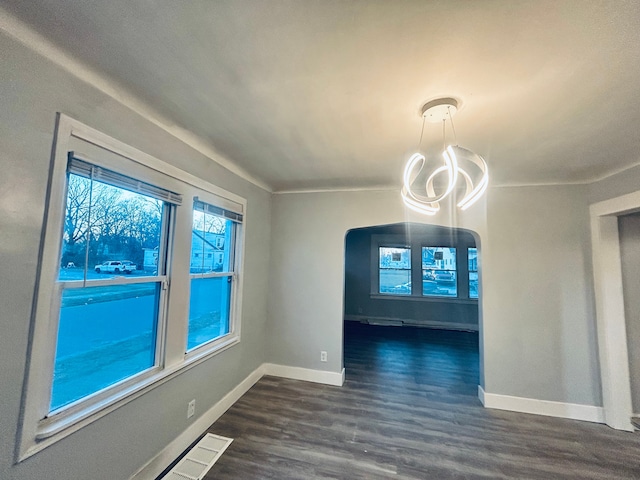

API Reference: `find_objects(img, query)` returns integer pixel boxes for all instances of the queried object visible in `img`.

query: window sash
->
[421,247,458,297]
[468,247,478,273]
[378,246,411,269]
[191,201,237,275]
[48,163,173,415]
[378,246,411,295]
[185,274,236,355]
[468,247,479,299]
[422,247,457,270]
[48,280,166,415]
[59,168,173,288]
[187,198,238,352]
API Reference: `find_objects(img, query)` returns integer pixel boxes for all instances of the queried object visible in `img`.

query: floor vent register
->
[162,433,233,480]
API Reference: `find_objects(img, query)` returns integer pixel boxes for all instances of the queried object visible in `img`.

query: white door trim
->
[590,190,640,431]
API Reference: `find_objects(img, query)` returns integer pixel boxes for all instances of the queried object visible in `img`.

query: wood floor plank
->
[200,322,640,479]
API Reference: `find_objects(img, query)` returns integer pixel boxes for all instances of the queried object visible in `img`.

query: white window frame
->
[377,245,412,295]
[468,247,479,299]
[370,234,478,303]
[421,246,458,298]
[18,114,246,461]
[185,194,241,357]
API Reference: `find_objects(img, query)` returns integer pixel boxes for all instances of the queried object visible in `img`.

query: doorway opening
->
[590,192,640,431]
[343,222,481,397]
[618,213,640,425]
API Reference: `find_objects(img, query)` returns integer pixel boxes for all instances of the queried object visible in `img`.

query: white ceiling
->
[3,0,640,192]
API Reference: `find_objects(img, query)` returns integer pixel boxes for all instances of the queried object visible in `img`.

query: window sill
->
[23,334,240,461]
[370,293,478,304]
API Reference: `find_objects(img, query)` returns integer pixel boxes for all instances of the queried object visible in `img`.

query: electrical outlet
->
[320,351,328,362]
[187,399,196,419]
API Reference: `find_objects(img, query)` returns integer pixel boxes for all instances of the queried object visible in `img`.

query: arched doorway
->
[342,222,482,394]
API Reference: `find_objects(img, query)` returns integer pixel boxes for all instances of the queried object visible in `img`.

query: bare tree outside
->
[61,175,162,270]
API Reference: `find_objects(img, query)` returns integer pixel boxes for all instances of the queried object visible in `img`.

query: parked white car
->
[94,260,136,274]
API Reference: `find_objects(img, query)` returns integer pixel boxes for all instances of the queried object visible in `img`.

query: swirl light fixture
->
[401,98,489,215]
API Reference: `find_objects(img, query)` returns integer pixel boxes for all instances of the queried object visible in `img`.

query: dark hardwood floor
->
[201,322,640,479]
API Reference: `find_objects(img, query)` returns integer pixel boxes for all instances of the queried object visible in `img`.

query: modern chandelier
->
[401,98,489,215]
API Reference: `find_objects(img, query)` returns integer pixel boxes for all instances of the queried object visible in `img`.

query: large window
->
[372,234,479,301]
[422,247,457,297]
[188,200,237,351]
[21,115,245,459]
[379,246,411,295]
[51,164,171,411]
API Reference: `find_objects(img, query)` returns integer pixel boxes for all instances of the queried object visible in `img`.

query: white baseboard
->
[263,363,345,386]
[130,364,265,480]
[478,386,605,424]
[130,363,344,479]
[477,384,485,405]
[344,315,478,332]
